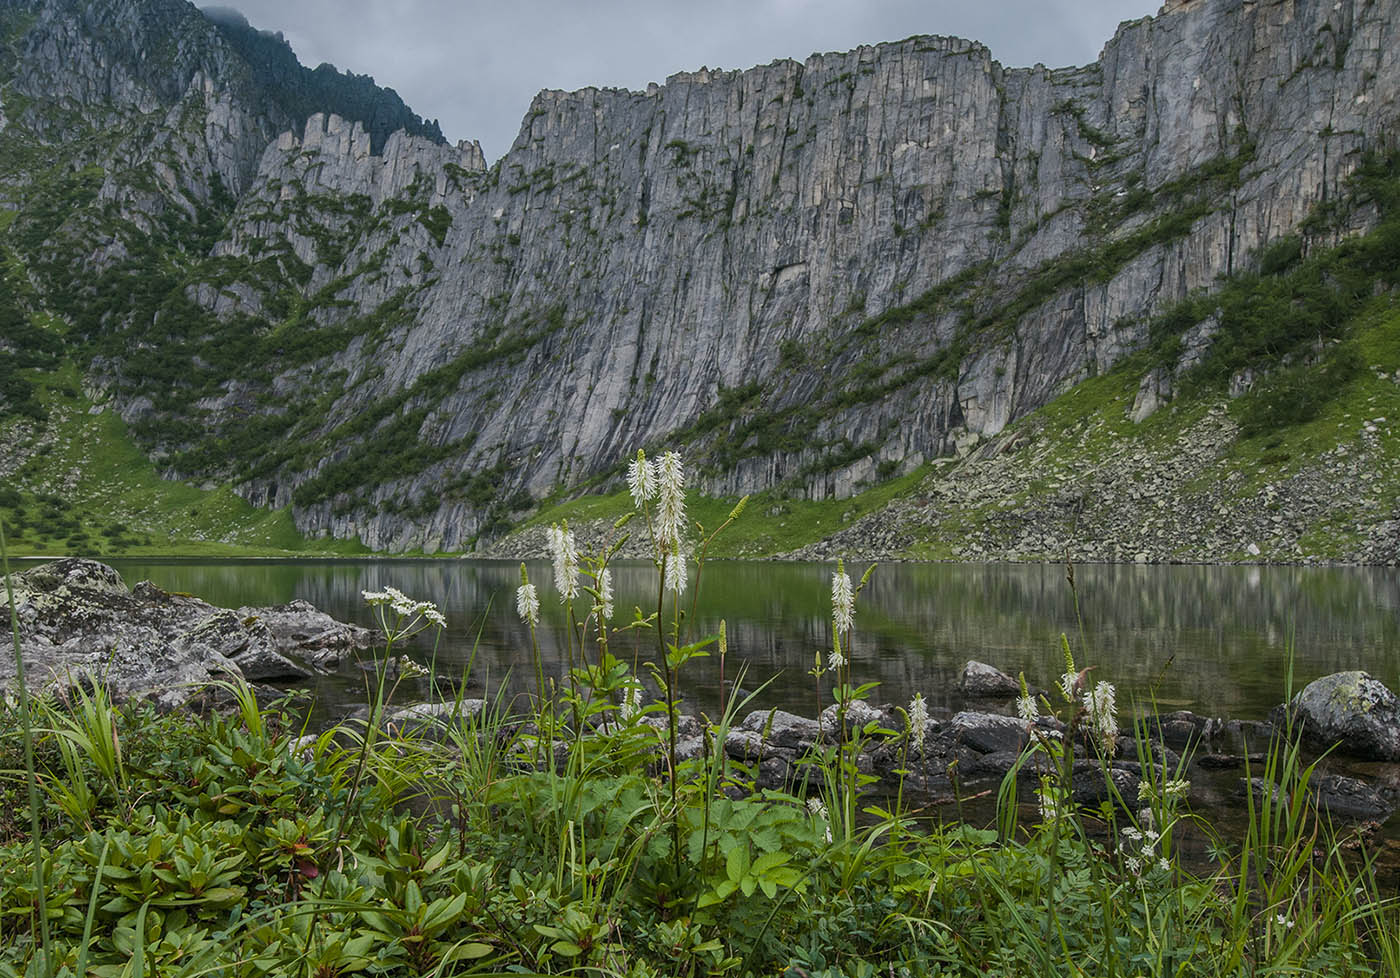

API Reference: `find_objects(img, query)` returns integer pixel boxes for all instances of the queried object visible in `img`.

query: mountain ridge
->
[2,0,1398,562]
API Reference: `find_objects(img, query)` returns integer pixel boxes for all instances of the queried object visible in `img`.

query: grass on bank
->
[521,465,930,559]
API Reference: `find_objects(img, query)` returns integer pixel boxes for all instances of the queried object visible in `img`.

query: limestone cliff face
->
[216,0,1393,552]
[4,0,1398,553]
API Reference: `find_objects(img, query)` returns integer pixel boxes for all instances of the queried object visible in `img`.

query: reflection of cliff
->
[107,560,1400,721]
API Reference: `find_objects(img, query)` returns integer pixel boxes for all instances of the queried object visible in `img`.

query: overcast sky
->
[211,1,1162,162]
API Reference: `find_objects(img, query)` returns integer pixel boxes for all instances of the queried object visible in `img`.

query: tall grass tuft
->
[1,518,52,974]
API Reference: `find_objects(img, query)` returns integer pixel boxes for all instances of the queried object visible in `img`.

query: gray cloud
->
[209,0,1161,160]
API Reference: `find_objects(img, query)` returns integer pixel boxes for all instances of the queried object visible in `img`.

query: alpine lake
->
[101,557,1400,728]
[88,558,1400,871]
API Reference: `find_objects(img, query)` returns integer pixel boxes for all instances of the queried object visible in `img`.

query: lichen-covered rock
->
[819,700,885,741]
[236,598,373,666]
[1283,671,1400,762]
[0,558,372,709]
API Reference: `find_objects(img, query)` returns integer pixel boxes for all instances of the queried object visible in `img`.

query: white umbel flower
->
[546,523,580,601]
[827,648,846,671]
[831,561,854,636]
[653,451,686,547]
[627,449,655,508]
[363,586,446,637]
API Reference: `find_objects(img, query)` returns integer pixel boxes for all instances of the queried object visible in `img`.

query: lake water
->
[99,558,1400,725]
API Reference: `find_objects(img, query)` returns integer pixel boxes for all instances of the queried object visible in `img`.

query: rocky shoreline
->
[0,557,372,709]
[6,560,1396,835]
[387,661,1400,834]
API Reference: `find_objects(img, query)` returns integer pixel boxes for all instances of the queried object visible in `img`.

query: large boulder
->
[0,558,373,710]
[1281,671,1400,762]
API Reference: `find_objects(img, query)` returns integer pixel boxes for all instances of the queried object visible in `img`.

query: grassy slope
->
[0,364,366,557]
[901,298,1400,563]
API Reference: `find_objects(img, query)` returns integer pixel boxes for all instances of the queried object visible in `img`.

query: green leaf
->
[199,885,246,904]
[752,851,791,875]
[725,844,750,883]
[446,941,495,961]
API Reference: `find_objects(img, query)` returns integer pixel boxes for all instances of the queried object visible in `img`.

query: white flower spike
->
[831,560,854,636]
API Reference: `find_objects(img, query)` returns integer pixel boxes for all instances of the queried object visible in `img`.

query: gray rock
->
[959,661,1020,699]
[960,749,1037,779]
[676,735,707,763]
[951,711,1033,755]
[739,708,821,749]
[236,599,373,665]
[1309,773,1394,822]
[1237,777,1290,809]
[641,712,703,740]
[0,558,370,709]
[723,728,766,763]
[1283,672,1400,762]
[175,610,307,682]
[1070,761,1140,810]
[819,699,886,740]
[1143,711,1223,751]
[388,699,488,728]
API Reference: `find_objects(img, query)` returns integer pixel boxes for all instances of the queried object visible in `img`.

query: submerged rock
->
[1142,711,1224,751]
[1310,774,1394,822]
[0,557,373,710]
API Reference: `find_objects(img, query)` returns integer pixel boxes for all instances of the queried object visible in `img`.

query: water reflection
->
[98,558,1400,722]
